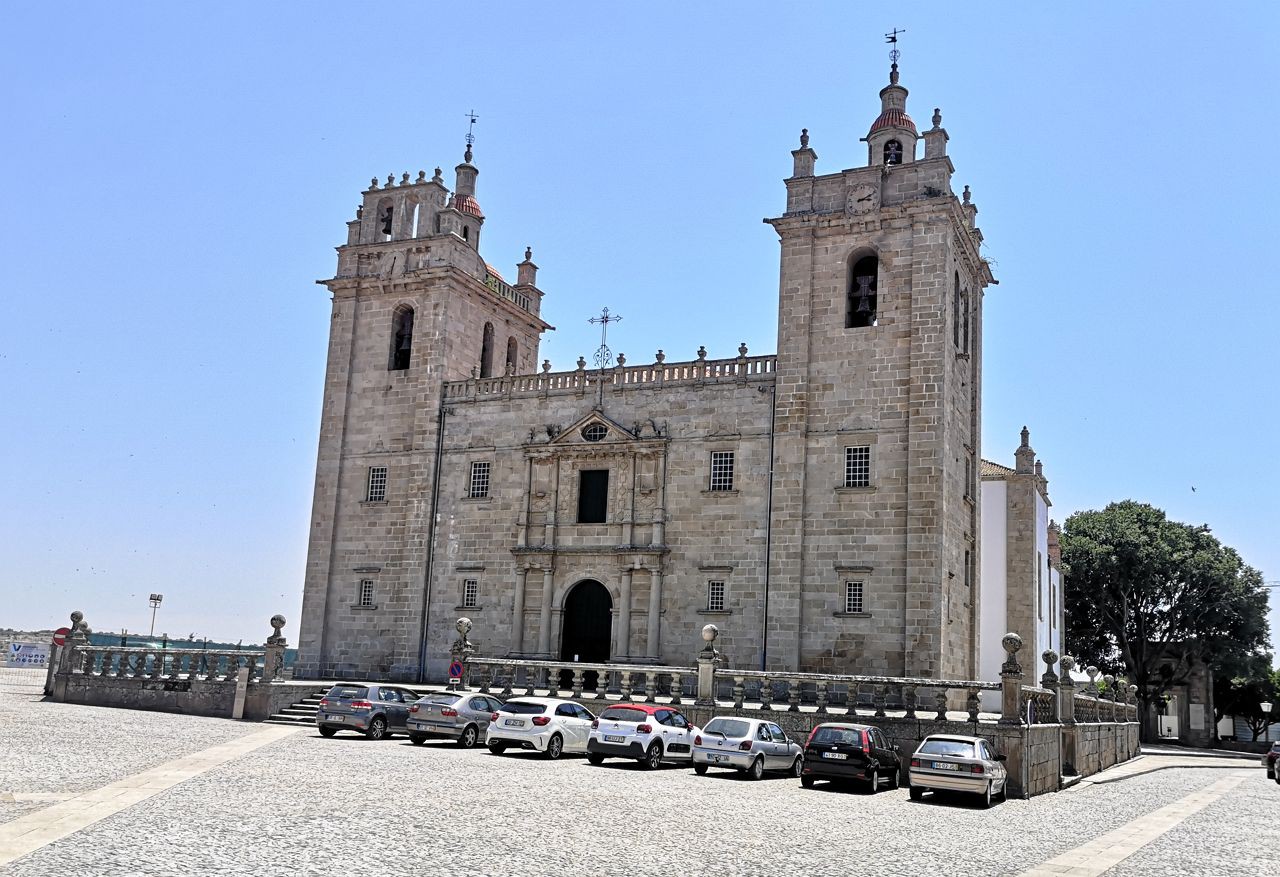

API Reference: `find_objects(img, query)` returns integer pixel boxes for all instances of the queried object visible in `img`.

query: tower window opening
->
[462,225,469,241]
[846,255,879,329]
[506,337,518,373]
[578,469,609,524]
[389,305,414,371]
[962,288,971,353]
[884,139,904,165]
[378,203,394,239]
[953,272,961,348]
[479,322,495,378]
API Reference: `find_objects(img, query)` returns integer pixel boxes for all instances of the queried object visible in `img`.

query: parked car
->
[908,734,1008,807]
[800,723,900,791]
[485,697,596,759]
[406,691,505,748]
[692,716,803,780]
[1264,742,1280,779]
[315,683,421,740]
[587,704,699,770]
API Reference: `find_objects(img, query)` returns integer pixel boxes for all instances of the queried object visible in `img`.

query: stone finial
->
[701,623,719,644]
[370,176,380,190]
[433,167,443,183]
[576,356,587,370]
[616,353,626,367]
[386,174,395,187]
[505,361,515,376]
[524,246,532,261]
[401,172,410,185]
[800,128,809,148]
[1128,683,1138,702]
[1020,426,1030,447]
[962,184,971,205]
[1085,666,1099,687]
[696,345,707,361]
[457,617,473,637]
[464,143,473,163]
[1060,654,1076,674]
[1041,649,1060,688]
[416,170,426,183]
[542,359,551,373]
[268,614,287,646]
[699,623,722,662]
[356,204,364,220]
[450,617,475,659]
[932,107,942,129]
[1102,674,1116,696]
[655,349,665,364]
[1035,460,1044,477]
[1001,632,1023,676]
[70,610,84,626]
[738,342,748,357]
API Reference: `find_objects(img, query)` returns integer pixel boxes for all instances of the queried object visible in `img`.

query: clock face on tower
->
[846,182,879,215]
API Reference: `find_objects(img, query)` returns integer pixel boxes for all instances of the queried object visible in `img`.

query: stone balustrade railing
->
[714,669,1000,720]
[466,658,692,703]
[73,645,267,683]
[442,352,777,402]
[1020,685,1057,724]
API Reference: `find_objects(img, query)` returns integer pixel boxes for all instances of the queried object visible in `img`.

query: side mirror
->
[892,744,900,752]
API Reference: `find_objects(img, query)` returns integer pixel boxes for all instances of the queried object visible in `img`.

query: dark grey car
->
[406,691,505,748]
[316,684,420,740]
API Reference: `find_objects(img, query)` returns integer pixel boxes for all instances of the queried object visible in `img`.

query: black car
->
[1265,741,1280,780]
[801,722,901,792]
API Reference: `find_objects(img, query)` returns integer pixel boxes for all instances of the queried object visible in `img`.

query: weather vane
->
[588,307,622,369]
[885,27,905,65]
[464,109,478,161]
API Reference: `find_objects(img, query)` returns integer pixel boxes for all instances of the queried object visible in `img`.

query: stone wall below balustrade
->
[58,674,315,722]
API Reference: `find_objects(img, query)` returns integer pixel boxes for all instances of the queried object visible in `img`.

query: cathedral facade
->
[296,63,996,683]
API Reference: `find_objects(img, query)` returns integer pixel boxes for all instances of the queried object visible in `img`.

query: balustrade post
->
[1128,685,1139,722]
[787,678,801,713]
[902,684,917,719]
[621,670,634,701]
[261,615,287,683]
[1059,655,1078,775]
[669,672,683,705]
[1040,649,1060,723]
[571,667,585,699]
[597,668,611,698]
[643,671,657,703]
[1102,675,1116,722]
[873,685,887,718]
[966,687,981,723]
[51,611,88,700]
[935,690,949,721]
[500,666,515,698]
[815,681,829,715]
[732,675,745,710]
[999,632,1025,725]
[133,651,147,679]
[758,678,772,710]
[695,625,720,707]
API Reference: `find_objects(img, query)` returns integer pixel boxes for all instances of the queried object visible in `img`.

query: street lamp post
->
[1262,701,1274,743]
[148,594,164,637]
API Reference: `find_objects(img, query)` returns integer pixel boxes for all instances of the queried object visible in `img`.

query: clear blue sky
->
[3,2,1277,656]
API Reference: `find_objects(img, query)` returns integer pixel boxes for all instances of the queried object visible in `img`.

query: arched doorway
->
[560,580,611,689]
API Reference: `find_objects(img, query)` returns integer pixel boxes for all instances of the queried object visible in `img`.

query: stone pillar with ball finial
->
[450,617,476,689]
[695,624,723,706]
[262,615,287,683]
[999,632,1024,725]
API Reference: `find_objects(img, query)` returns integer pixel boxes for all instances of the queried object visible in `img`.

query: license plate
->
[328,715,344,723]
[504,718,524,726]
[932,761,959,771]
[408,720,423,729]
[604,735,625,743]
[822,751,848,760]
[709,754,728,763]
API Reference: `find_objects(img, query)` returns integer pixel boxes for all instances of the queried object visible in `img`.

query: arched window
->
[883,139,904,166]
[846,255,879,329]
[389,305,414,371]
[953,272,961,348]
[479,322,495,378]
[505,336,518,373]
[462,225,470,241]
[377,199,394,240]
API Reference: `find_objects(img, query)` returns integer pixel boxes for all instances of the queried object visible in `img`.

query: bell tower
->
[764,47,995,680]
[297,134,553,680]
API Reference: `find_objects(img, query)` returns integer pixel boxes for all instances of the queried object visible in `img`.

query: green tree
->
[1061,501,1271,742]
[1214,665,1280,741]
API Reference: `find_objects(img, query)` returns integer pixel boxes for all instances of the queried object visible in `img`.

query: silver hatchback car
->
[406,691,505,748]
[692,716,804,780]
[908,734,1008,807]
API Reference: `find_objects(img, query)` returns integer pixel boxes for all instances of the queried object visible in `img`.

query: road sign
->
[52,628,71,648]
[448,661,464,679]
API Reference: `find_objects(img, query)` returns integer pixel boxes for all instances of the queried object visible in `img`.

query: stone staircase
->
[265,688,330,726]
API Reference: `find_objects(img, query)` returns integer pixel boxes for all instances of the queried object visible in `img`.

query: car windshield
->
[811,727,862,746]
[601,707,650,723]
[918,739,976,758]
[497,701,548,715]
[421,693,461,704]
[704,718,751,738]
[326,685,368,700]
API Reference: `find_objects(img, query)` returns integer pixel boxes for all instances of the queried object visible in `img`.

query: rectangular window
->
[1051,581,1057,629]
[709,451,735,492]
[462,578,479,609]
[964,550,972,589]
[844,446,871,488]
[577,469,609,523]
[844,580,864,614]
[469,461,490,499]
[1037,552,1045,621]
[358,579,375,608]
[706,580,726,612]
[366,466,387,502]
[964,457,973,498]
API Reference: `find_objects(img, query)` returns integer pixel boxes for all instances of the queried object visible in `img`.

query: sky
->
[2,2,1277,656]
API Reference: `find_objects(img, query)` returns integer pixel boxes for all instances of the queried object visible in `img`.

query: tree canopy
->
[1061,501,1271,734]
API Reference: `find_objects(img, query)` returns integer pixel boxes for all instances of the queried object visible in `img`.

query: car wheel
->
[791,757,804,779]
[318,726,337,738]
[641,743,663,770]
[981,781,993,809]
[458,725,479,749]
[887,768,900,790]
[544,733,564,760]
[866,769,878,793]
[588,752,605,766]
[487,742,507,755]
[366,716,387,741]
[693,763,708,775]
[909,785,923,801]
[746,756,765,781]
[408,733,427,745]
[801,775,815,788]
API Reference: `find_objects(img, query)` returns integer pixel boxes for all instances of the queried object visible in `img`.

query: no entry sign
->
[52,627,71,647]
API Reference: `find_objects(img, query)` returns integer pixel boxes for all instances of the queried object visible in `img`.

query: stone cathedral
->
[296,61,999,684]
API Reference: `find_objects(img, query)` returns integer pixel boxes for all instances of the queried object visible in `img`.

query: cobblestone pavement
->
[0,691,256,824]
[1,695,1277,876]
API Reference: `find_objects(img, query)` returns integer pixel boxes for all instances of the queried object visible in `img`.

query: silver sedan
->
[908,734,1008,807]
[692,716,804,780]
[406,691,505,748]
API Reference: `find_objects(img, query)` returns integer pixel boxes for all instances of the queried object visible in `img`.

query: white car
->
[586,703,698,770]
[484,697,596,760]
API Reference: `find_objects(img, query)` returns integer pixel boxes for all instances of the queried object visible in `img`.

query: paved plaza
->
[1,682,1276,876]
